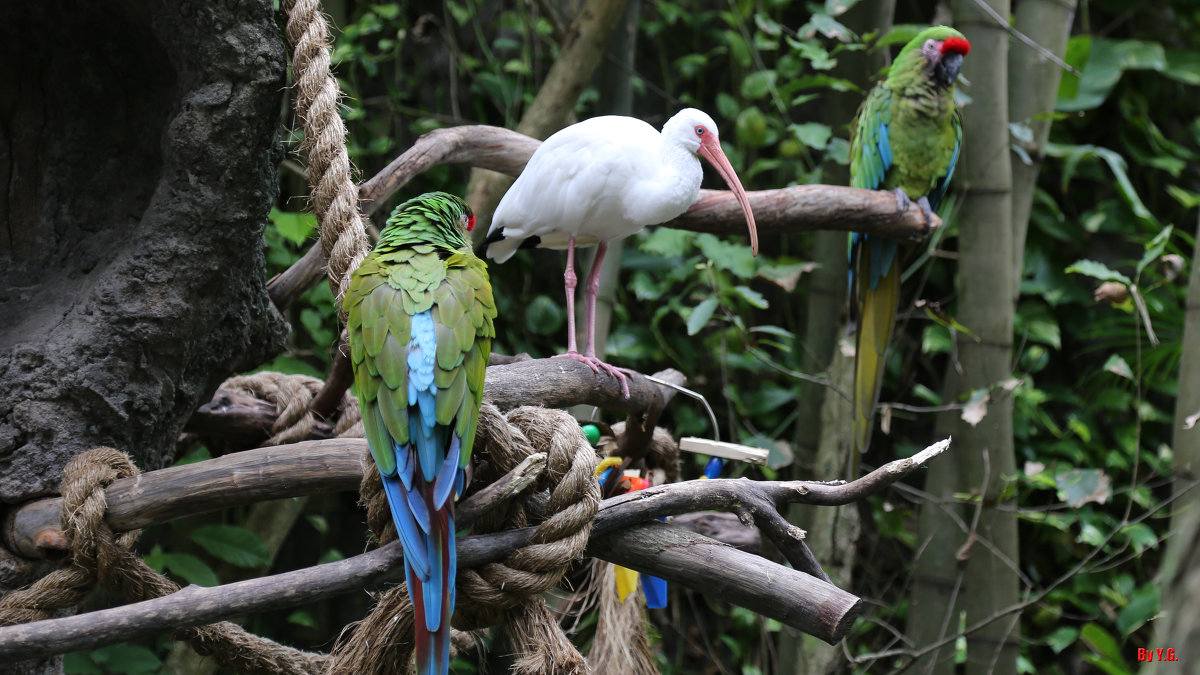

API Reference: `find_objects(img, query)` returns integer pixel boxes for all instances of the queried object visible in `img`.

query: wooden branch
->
[360,126,541,216]
[5,437,949,560]
[455,452,546,529]
[670,512,761,553]
[186,357,666,453]
[184,389,335,445]
[670,186,937,242]
[0,441,953,657]
[310,338,352,419]
[482,357,665,415]
[265,242,327,311]
[587,522,860,644]
[0,518,854,661]
[358,124,937,239]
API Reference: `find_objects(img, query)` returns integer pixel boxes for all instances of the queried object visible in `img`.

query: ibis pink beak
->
[698,136,759,256]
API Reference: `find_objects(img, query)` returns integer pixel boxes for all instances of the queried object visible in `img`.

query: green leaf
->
[741,70,777,99]
[1080,623,1124,665]
[1065,259,1132,286]
[687,297,719,336]
[143,544,165,573]
[1054,468,1112,507]
[639,228,693,258]
[524,295,565,336]
[269,208,317,246]
[1135,226,1173,279]
[1103,353,1134,380]
[1043,626,1078,654]
[306,514,329,534]
[319,548,345,564]
[872,24,925,49]
[696,234,757,278]
[1117,584,1160,638]
[89,645,163,674]
[64,653,102,674]
[189,524,271,568]
[731,285,768,309]
[288,610,319,628]
[164,552,220,586]
[736,106,770,147]
[1058,39,1167,112]
[789,122,832,150]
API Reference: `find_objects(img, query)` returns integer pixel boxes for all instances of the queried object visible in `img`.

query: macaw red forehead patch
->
[942,37,971,55]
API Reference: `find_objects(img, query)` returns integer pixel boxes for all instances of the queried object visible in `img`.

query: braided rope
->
[281,0,370,303]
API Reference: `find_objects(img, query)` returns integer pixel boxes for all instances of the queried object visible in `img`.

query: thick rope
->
[331,405,600,674]
[222,371,362,445]
[0,449,328,674]
[281,0,370,303]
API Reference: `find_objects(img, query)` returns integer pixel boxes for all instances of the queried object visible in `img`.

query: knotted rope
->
[222,371,362,445]
[0,448,328,674]
[330,404,600,674]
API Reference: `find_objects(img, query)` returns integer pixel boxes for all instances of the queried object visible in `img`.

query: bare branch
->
[0,439,954,658]
[0,520,859,661]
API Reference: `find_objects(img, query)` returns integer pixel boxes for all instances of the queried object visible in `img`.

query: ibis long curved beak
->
[698,137,759,256]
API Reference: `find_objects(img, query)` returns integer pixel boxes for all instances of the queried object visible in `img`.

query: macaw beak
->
[936,52,964,88]
[698,136,759,257]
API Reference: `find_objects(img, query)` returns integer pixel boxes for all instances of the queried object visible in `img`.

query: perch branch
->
[266,124,940,311]
[5,437,949,558]
[185,389,335,445]
[0,442,950,657]
[309,338,353,419]
[0,522,855,661]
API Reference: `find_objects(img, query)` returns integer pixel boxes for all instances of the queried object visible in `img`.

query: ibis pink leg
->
[553,239,634,398]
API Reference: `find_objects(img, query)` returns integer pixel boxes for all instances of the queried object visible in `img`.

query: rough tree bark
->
[927,4,1020,674]
[1148,213,1200,671]
[781,1,893,671]
[0,0,288,671]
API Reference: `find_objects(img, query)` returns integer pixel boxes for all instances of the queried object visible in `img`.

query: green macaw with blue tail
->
[345,192,496,675]
[849,26,969,472]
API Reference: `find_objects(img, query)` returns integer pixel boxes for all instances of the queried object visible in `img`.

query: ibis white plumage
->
[484,109,758,396]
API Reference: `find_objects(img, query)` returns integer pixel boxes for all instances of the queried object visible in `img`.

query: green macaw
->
[849,26,969,472]
[344,192,496,675]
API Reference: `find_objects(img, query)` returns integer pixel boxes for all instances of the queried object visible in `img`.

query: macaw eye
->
[466,214,476,232]
[695,126,705,136]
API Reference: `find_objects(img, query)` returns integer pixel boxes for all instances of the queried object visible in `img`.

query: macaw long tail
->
[852,259,901,472]
[381,474,456,675]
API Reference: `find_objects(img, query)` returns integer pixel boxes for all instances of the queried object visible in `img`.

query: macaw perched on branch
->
[849,26,969,474]
[345,192,497,675]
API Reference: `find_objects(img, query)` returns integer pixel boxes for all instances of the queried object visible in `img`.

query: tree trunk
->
[1147,214,1200,671]
[0,0,288,671]
[781,0,893,671]
[1009,0,1078,297]
[943,4,1020,674]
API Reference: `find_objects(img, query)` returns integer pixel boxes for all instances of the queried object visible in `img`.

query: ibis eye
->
[695,126,705,136]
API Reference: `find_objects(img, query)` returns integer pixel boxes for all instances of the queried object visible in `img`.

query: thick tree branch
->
[0,440,949,658]
[265,124,940,311]
[0,521,857,661]
[5,437,950,560]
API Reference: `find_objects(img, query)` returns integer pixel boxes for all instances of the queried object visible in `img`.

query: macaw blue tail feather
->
[411,496,454,675]
[641,574,668,609]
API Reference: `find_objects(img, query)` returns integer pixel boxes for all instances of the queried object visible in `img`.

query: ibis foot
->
[553,351,635,399]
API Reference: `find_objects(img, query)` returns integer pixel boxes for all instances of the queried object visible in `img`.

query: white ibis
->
[483,108,758,397]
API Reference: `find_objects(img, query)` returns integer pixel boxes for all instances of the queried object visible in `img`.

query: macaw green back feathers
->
[344,191,495,675]
[848,26,967,470]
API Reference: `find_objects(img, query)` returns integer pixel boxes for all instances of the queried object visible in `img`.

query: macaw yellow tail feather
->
[851,260,900,476]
